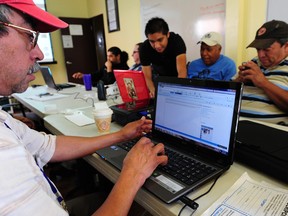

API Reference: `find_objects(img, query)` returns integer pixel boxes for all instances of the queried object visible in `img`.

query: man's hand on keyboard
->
[122,137,168,187]
[120,116,152,140]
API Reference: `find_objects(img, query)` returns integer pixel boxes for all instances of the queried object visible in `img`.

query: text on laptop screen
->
[154,82,237,155]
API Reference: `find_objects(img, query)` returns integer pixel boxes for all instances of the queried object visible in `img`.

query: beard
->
[11,62,41,94]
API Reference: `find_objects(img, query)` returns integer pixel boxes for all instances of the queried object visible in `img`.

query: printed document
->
[202,172,288,216]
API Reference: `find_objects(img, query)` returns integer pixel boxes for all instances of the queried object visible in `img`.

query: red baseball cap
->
[0,0,68,32]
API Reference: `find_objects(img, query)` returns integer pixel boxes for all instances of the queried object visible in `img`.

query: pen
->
[39,93,53,97]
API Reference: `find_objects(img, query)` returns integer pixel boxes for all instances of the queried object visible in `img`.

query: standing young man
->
[0,1,167,215]
[140,17,187,97]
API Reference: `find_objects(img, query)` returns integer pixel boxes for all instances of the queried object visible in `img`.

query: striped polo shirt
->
[240,57,288,124]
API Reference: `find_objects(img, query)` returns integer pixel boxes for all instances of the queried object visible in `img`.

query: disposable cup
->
[83,74,92,91]
[92,108,113,133]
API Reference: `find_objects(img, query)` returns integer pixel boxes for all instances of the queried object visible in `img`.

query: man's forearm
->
[51,131,125,162]
[261,81,288,111]
[92,170,144,216]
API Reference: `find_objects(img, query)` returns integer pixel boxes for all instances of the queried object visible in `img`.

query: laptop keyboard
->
[118,139,217,185]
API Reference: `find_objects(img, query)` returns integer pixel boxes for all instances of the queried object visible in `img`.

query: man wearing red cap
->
[235,20,288,125]
[0,1,167,215]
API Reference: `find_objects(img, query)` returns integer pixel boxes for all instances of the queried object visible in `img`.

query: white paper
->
[62,35,73,48]
[202,172,288,216]
[69,24,83,36]
[65,112,94,127]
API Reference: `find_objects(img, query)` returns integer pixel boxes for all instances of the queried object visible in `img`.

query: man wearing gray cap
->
[188,31,236,81]
[235,20,288,124]
[0,0,167,215]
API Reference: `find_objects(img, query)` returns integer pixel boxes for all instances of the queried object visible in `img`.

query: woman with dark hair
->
[72,46,129,85]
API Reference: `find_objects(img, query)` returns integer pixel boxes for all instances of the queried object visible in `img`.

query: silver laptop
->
[40,66,75,90]
[96,77,243,203]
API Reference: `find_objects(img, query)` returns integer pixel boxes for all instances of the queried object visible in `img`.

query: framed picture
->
[105,0,120,32]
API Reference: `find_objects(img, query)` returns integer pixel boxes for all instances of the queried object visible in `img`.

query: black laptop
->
[236,120,288,183]
[40,66,76,90]
[96,77,243,203]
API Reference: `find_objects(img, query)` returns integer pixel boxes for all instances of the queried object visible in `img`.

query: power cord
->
[178,173,223,216]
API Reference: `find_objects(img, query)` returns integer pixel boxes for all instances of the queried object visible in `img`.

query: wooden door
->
[59,16,106,85]
[91,14,106,70]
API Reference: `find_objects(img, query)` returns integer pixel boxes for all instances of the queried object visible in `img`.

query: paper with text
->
[203,172,288,216]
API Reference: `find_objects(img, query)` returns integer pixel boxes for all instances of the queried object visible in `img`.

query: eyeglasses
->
[133,51,139,54]
[0,21,39,48]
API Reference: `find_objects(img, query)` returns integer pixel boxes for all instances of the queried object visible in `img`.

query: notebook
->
[114,70,150,109]
[96,77,243,203]
[40,66,76,90]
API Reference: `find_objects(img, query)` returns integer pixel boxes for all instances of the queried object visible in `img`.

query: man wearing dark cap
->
[235,20,288,124]
[0,1,167,215]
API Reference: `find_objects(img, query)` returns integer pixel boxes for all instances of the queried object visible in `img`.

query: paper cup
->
[93,108,113,133]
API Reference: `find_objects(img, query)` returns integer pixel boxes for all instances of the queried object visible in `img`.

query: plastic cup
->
[92,108,113,133]
[83,74,92,91]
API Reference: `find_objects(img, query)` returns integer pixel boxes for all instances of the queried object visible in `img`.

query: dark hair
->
[136,42,143,51]
[121,50,128,63]
[108,46,128,64]
[108,46,121,56]
[0,5,12,36]
[144,17,169,37]
[277,38,288,46]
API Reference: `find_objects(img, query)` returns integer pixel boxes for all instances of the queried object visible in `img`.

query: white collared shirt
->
[0,110,67,215]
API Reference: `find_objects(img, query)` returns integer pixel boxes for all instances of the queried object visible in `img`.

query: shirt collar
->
[0,109,9,123]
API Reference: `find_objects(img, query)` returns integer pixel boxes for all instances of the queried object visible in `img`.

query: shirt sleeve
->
[140,40,153,66]
[187,59,201,78]
[6,114,56,168]
[223,57,237,81]
[171,33,186,56]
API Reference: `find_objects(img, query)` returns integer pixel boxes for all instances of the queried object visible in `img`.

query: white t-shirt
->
[0,110,68,216]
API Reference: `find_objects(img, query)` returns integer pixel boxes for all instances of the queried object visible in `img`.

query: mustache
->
[28,62,41,75]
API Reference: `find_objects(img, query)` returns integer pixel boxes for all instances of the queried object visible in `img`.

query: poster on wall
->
[140,0,226,61]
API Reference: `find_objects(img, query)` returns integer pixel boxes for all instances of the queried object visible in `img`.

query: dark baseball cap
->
[247,20,288,49]
[0,0,68,32]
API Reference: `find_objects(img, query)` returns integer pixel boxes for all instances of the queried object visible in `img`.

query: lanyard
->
[38,165,68,212]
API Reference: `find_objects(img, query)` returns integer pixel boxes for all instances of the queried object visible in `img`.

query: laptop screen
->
[40,66,58,89]
[114,70,151,110]
[154,78,242,156]
[114,70,150,103]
